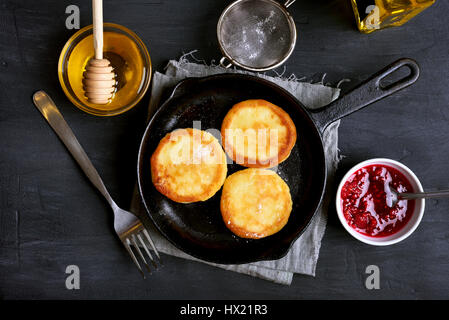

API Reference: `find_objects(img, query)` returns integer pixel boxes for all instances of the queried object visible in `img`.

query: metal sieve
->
[217,0,297,72]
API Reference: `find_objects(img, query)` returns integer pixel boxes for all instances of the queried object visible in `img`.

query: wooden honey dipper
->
[83,0,115,105]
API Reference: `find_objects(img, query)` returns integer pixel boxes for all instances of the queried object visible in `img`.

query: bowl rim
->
[57,22,152,116]
[335,158,425,246]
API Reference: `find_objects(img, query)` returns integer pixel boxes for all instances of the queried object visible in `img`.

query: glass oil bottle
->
[350,0,436,33]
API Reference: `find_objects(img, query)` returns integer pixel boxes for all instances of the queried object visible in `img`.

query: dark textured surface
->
[0,0,448,299]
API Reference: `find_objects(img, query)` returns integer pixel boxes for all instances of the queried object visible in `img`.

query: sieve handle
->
[219,57,233,69]
[284,0,296,8]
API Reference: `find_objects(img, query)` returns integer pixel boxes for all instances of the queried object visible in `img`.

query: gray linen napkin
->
[130,57,341,285]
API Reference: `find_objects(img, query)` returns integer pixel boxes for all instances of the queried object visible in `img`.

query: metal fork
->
[33,90,161,278]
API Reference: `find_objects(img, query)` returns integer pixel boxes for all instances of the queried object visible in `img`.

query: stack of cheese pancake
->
[221,99,296,168]
[151,99,297,239]
[151,128,227,203]
[220,168,292,239]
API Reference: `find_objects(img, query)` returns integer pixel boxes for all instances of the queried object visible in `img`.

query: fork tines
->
[122,226,162,279]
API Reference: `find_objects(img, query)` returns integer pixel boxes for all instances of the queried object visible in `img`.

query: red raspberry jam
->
[340,164,415,237]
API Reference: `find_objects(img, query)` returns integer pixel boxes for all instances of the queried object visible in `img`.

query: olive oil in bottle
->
[350,0,435,33]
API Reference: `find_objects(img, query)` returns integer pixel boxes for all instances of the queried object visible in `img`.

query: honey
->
[59,23,151,116]
[350,0,435,33]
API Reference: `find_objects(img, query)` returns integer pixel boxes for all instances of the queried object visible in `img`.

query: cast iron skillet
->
[137,58,419,264]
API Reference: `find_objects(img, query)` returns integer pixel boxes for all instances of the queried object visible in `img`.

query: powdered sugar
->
[219,3,293,69]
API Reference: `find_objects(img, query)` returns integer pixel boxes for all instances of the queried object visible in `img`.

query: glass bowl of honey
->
[58,23,152,116]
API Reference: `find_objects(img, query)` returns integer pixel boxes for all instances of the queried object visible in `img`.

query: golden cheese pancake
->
[151,128,227,203]
[221,99,296,168]
[220,168,292,239]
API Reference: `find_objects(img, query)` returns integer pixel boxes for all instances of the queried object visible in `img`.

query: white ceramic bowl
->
[336,158,425,246]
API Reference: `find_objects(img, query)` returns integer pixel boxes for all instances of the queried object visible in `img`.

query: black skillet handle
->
[309,58,420,133]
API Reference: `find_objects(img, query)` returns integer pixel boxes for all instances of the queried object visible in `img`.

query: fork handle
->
[33,91,116,208]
